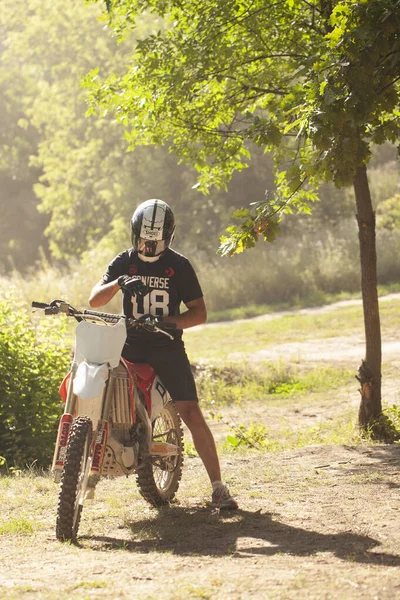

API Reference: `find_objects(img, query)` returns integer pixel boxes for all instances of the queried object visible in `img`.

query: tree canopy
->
[88,0,400,252]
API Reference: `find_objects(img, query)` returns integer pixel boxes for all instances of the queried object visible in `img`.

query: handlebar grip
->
[32,301,50,309]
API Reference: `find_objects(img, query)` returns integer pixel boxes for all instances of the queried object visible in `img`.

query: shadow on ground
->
[80,507,400,567]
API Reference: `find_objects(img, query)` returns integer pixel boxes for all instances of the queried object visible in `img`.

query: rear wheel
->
[136,401,183,506]
[56,416,92,542]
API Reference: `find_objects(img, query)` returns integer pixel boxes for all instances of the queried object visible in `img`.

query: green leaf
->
[226,435,240,447]
[232,208,251,219]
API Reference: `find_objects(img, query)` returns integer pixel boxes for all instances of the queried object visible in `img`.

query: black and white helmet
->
[131,199,175,260]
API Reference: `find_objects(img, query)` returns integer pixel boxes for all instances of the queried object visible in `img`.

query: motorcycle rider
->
[89,199,238,510]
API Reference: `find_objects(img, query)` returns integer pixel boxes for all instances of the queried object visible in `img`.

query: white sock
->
[212,480,224,491]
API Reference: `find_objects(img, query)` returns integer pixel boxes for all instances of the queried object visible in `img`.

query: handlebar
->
[31,300,177,340]
[32,301,52,310]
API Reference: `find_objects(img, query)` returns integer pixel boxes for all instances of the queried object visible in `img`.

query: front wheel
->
[136,401,183,506]
[56,416,92,541]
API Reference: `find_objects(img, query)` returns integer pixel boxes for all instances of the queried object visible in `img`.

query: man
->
[89,198,238,510]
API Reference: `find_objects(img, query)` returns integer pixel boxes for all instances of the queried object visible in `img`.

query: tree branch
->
[376,75,400,95]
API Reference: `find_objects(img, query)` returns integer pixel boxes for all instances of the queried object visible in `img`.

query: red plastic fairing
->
[122,359,156,416]
[59,371,71,402]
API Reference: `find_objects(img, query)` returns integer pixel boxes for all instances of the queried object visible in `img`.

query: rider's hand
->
[118,275,149,298]
[135,313,161,332]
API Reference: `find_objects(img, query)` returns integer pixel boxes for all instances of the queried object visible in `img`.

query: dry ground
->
[1,444,399,600]
[1,297,400,600]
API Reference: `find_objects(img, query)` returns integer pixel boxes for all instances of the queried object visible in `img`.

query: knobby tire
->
[136,401,183,506]
[56,416,92,542]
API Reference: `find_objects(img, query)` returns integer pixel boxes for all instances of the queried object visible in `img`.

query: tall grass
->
[3,216,400,319]
[197,222,400,314]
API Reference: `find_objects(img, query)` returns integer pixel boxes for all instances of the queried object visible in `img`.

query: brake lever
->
[154,325,174,340]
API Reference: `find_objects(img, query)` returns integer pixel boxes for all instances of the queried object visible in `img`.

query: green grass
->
[73,581,108,590]
[217,408,363,453]
[0,517,36,535]
[168,584,214,599]
[349,472,386,484]
[284,411,362,448]
[194,362,354,406]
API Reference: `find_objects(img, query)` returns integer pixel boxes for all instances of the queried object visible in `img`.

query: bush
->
[0,294,70,468]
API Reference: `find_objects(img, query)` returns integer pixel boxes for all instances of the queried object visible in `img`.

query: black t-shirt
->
[102,248,203,344]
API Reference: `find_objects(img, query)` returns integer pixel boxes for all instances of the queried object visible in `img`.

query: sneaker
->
[211,484,238,510]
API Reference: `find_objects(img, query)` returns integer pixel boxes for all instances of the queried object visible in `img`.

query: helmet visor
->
[137,237,168,258]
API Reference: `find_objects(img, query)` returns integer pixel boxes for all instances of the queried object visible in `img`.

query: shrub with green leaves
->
[0,295,70,468]
[224,421,275,451]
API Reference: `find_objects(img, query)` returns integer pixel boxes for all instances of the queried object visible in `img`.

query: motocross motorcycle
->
[32,299,184,542]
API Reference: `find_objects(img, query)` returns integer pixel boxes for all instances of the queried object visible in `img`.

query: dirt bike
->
[32,299,184,542]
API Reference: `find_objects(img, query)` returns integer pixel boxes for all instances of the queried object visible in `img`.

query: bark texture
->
[353,164,382,427]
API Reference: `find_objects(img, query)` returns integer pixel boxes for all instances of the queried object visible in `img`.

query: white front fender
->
[73,361,109,401]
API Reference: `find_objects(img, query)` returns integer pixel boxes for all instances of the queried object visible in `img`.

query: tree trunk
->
[353,164,382,428]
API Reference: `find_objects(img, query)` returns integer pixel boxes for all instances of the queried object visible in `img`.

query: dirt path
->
[200,292,400,365]
[1,444,399,600]
[235,334,400,364]
[1,296,400,599]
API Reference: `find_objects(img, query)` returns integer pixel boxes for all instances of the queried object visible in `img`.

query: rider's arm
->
[89,279,120,308]
[163,297,207,330]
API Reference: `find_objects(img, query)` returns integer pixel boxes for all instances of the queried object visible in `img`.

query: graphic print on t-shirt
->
[102,248,203,323]
[130,276,170,318]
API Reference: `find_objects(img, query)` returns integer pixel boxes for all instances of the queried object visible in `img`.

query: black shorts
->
[121,339,198,402]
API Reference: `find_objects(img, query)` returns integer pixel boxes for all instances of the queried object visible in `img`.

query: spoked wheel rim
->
[151,408,181,492]
[136,401,183,506]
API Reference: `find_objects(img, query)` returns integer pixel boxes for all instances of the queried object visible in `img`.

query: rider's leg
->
[174,400,221,483]
[143,341,238,508]
[175,400,238,509]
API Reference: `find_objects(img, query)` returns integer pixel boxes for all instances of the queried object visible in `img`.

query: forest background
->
[1,0,400,315]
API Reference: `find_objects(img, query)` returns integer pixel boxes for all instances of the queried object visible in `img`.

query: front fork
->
[52,362,79,482]
[52,363,116,486]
